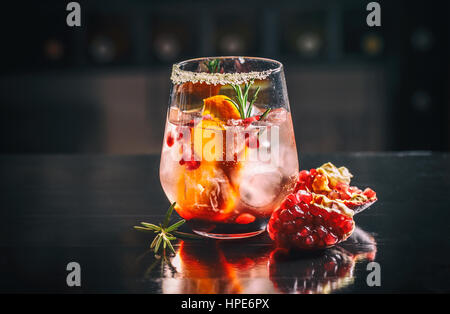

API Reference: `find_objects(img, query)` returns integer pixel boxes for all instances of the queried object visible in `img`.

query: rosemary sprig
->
[134,202,202,255]
[205,58,220,73]
[228,80,261,119]
[259,108,271,121]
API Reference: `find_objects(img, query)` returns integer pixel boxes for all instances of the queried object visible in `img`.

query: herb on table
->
[134,202,201,255]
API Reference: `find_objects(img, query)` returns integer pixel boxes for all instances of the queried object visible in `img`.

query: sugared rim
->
[170,56,283,85]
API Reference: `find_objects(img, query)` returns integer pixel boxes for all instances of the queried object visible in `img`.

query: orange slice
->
[175,161,237,221]
[192,119,225,162]
[203,95,241,121]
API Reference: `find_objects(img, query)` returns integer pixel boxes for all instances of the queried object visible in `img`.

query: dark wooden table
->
[1,152,449,293]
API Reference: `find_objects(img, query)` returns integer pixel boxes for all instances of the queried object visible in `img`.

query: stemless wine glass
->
[160,56,298,239]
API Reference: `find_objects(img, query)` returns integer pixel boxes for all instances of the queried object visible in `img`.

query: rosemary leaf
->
[166,219,186,232]
[166,239,176,253]
[248,86,261,118]
[163,202,176,228]
[134,226,158,233]
[150,233,160,249]
[154,234,163,253]
[259,108,271,121]
[140,222,161,231]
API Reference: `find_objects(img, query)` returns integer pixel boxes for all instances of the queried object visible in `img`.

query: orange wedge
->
[192,119,225,162]
[175,161,237,221]
[203,95,241,121]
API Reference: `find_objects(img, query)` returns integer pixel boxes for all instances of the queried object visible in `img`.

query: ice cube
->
[168,106,202,125]
[239,164,282,208]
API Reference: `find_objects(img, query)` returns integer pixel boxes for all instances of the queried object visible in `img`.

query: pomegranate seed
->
[304,236,313,246]
[235,213,256,224]
[184,160,201,170]
[363,188,376,199]
[324,233,338,246]
[297,190,312,204]
[245,133,260,148]
[299,227,310,237]
[292,204,304,217]
[284,194,299,209]
[166,132,174,147]
[243,115,260,127]
[299,170,309,182]
[316,226,327,238]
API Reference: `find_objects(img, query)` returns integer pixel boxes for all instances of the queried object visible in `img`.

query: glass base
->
[188,218,268,239]
[192,228,266,239]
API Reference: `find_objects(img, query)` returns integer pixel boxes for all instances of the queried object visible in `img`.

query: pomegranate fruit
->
[267,190,355,250]
[294,162,377,213]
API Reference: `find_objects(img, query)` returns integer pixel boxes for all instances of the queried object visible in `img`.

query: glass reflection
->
[137,226,376,294]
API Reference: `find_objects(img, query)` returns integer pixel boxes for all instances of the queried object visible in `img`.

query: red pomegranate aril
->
[245,133,260,148]
[284,222,296,234]
[341,220,354,234]
[279,209,292,222]
[284,194,299,209]
[243,116,260,127]
[292,205,304,217]
[336,182,349,192]
[299,226,310,237]
[166,132,175,147]
[185,160,201,170]
[235,213,256,224]
[304,236,314,246]
[363,188,376,199]
[299,170,309,182]
[324,233,338,246]
[316,225,327,238]
[297,190,313,204]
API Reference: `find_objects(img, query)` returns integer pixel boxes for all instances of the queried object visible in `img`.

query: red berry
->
[297,190,312,204]
[363,188,376,199]
[324,233,338,246]
[245,133,260,148]
[298,170,309,182]
[243,115,260,127]
[166,132,174,147]
[299,227,310,237]
[235,213,256,224]
[184,160,201,170]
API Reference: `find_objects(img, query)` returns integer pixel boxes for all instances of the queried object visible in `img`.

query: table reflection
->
[137,226,376,294]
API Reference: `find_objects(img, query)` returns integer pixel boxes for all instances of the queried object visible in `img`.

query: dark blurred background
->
[0,0,448,154]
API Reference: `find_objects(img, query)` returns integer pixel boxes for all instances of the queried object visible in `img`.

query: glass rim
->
[171,56,283,86]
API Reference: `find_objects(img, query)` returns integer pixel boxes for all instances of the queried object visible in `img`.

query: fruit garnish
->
[134,202,201,255]
[202,95,241,121]
[267,190,355,250]
[175,162,238,221]
[192,118,226,162]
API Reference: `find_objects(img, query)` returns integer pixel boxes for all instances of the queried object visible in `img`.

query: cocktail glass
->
[160,57,298,239]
